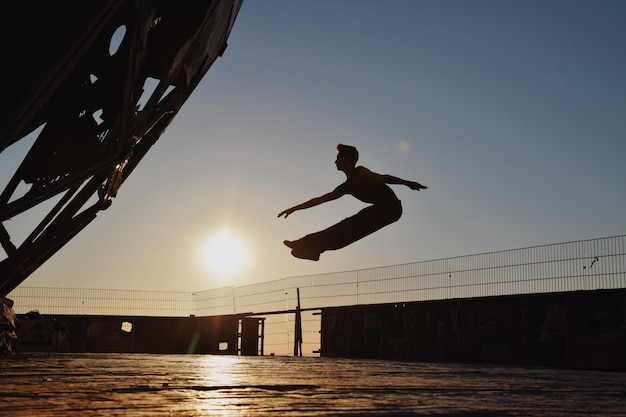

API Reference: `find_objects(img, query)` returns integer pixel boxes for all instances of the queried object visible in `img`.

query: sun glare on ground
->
[198,228,251,279]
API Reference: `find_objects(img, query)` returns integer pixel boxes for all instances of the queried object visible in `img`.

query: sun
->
[198,228,250,278]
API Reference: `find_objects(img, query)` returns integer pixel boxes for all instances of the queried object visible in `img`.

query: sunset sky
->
[5,0,625,292]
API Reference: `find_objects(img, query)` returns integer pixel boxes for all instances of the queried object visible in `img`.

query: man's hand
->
[408,181,427,191]
[278,207,295,218]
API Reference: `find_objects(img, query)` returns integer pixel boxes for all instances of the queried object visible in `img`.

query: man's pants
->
[294,200,402,255]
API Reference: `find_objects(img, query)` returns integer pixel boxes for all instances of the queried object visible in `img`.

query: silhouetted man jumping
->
[278,144,427,261]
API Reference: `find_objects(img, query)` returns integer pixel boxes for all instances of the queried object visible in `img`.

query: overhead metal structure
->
[0,1,243,296]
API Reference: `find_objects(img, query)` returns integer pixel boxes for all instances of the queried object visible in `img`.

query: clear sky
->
[5,0,626,292]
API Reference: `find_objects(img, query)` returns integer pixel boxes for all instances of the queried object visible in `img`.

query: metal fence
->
[8,287,194,317]
[7,235,626,355]
[194,234,626,315]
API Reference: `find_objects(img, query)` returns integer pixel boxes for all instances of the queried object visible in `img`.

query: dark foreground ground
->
[1,353,625,416]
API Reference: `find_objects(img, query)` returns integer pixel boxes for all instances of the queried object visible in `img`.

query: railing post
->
[294,288,302,356]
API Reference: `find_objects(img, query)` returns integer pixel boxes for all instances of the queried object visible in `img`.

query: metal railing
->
[197,234,626,317]
[7,287,194,316]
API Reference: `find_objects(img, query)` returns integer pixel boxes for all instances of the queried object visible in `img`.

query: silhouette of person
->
[278,144,427,260]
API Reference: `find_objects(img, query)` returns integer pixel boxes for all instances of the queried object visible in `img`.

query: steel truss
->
[0,1,243,296]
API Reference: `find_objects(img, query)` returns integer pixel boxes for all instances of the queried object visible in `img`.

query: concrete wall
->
[320,289,626,371]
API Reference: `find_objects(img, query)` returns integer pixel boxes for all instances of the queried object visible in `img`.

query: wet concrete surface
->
[1,353,625,416]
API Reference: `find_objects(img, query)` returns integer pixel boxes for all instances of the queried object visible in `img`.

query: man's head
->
[336,144,359,165]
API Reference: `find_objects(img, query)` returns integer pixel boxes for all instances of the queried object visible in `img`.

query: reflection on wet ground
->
[1,354,625,416]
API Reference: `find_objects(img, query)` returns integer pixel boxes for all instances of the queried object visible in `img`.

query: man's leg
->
[286,201,402,260]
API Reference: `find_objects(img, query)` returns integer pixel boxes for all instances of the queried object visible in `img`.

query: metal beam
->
[0,1,243,296]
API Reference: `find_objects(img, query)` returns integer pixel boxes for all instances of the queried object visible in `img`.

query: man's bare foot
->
[290,248,320,261]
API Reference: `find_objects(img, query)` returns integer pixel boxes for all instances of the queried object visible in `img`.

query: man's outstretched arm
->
[278,189,344,219]
[381,174,427,191]
[359,167,427,191]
